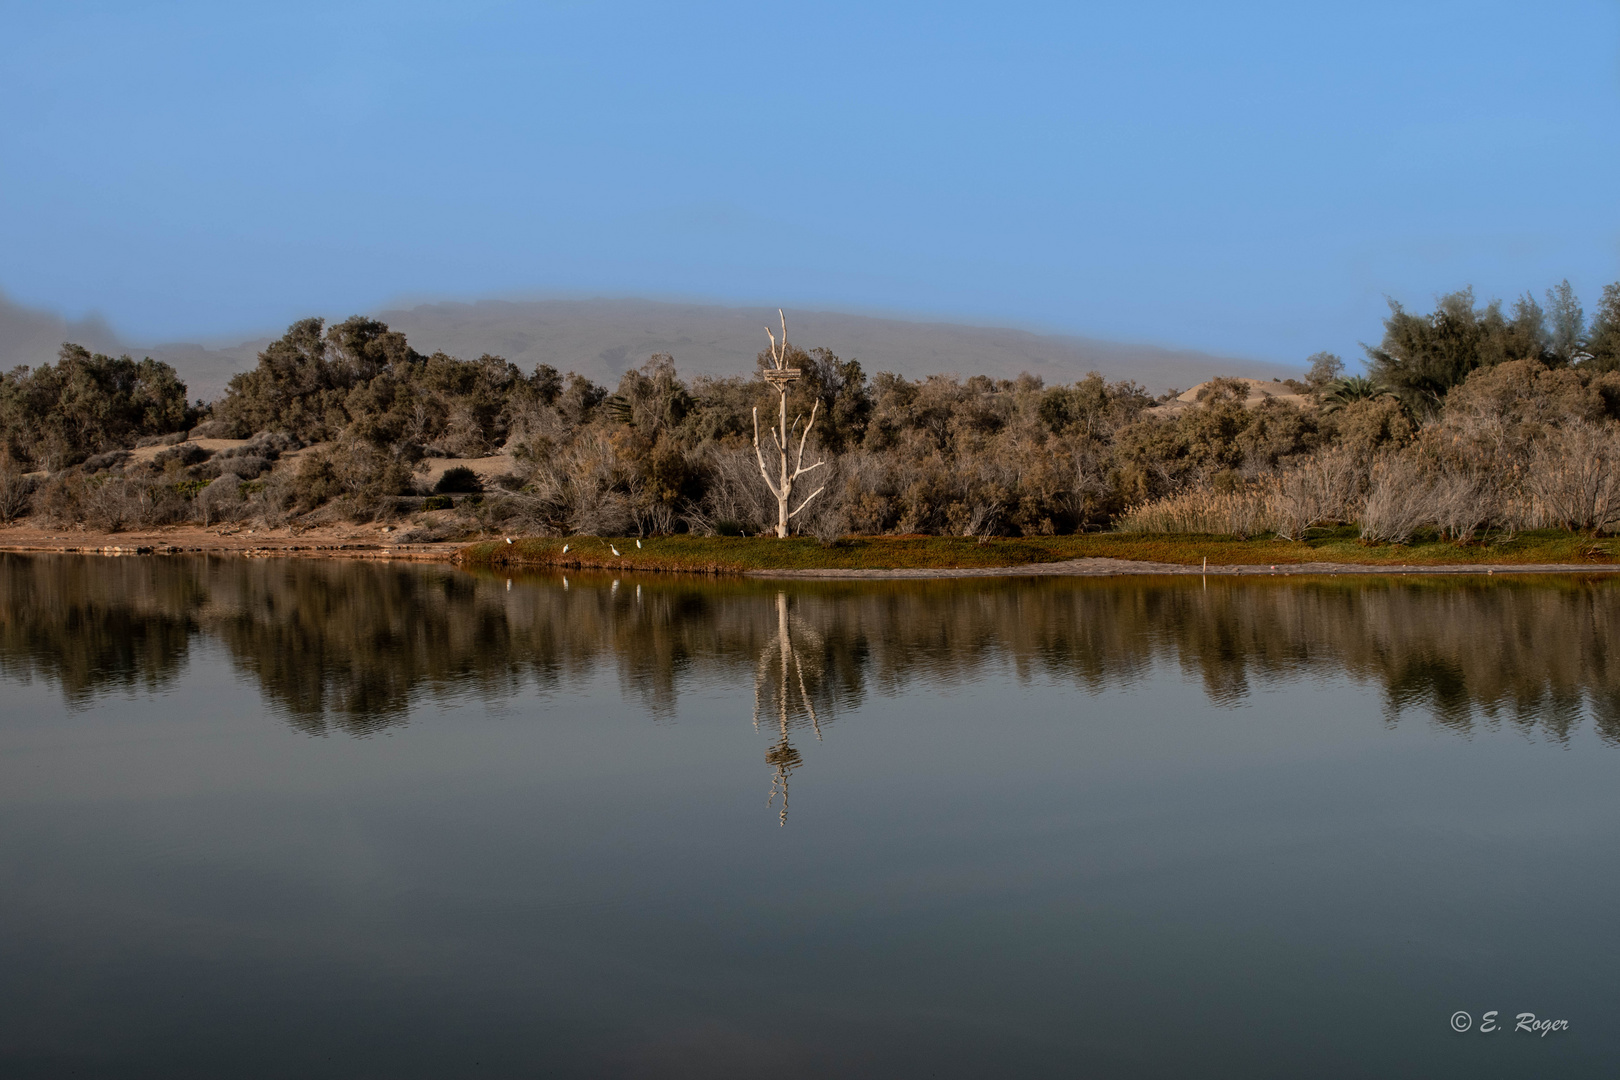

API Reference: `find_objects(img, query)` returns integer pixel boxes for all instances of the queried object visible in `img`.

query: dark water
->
[1,555,1617,1078]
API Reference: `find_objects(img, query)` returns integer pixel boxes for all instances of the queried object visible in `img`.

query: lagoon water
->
[0,554,1617,1078]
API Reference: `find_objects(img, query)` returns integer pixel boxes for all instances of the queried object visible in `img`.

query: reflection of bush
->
[0,555,199,703]
[206,560,525,734]
[5,554,1620,744]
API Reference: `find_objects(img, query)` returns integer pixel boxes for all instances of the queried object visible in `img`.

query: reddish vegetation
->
[459,530,1620,576]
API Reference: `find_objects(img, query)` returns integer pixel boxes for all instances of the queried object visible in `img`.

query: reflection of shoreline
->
[6,555,1620,747]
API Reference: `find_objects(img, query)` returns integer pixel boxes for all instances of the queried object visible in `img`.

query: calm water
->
[1,555,1618,1078]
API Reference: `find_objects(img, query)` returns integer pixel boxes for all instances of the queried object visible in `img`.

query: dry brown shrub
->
[197,474,245,526]
[1358,453,1432,544]
[1272,447,1366,539]
[0,455,34,523]
[1117,485,1278,538]
[680,445,773,536]
[1524,421,1620,531]
[1332,398,1414,458]
[1119,446,1365,540]
[1357,453,1495,543]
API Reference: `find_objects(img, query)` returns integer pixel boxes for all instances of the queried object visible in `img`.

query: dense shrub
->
[434,466,483,494]
[10,280,1620,540]
[0,346,195,469]
[197,474,245,525]
[0,456,34,522]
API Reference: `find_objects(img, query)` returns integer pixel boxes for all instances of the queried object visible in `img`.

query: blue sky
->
[2,0,1617,367]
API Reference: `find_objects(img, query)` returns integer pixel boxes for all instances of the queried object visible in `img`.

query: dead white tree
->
[753,310,826,538]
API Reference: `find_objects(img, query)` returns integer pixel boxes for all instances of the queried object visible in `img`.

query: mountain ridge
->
[0,294,1299,403]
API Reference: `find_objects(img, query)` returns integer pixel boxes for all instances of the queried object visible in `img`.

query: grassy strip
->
[458,527,1620,574]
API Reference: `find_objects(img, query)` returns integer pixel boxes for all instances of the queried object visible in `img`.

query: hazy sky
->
[3,0,1617,365]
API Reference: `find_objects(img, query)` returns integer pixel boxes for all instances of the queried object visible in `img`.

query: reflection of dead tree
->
[753,310,827,538]
[763,739,802,827]
[753,591,824,825]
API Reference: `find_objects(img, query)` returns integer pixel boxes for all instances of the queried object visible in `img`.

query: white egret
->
[610,544,621,556]
[562,543,569,554]
[636,539,642,548]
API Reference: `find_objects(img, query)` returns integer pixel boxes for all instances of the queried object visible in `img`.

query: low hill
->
[1,294,1298,402]
[0,294,124,370]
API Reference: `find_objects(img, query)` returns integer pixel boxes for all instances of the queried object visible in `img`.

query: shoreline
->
[2,527,1619,578]
[0,525,466,561]
[744,558,1620,579]
[459,532,1620,578]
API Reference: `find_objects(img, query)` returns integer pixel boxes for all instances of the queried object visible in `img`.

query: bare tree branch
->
[753,309,824,536]
[787,483,827,519]
[752,406,783,500]
[793,400,822,477]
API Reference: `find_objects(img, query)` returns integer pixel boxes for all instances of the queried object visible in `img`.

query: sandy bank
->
[0,524,464,560]
[1,529,1616,578]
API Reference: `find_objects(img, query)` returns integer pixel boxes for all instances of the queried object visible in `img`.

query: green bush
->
[0,346,195,469]
[434,466,483,494]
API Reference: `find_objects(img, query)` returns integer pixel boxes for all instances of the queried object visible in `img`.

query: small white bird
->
[562,543,569,554]
[610,544,621,556]
[506,537,513,544]
[636,539,642,548]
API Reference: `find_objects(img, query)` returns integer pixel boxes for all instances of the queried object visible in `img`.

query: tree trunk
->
[751,311,827,538]
[776,389,789,537]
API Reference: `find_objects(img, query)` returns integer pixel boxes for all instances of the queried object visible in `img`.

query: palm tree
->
[1321,375,1393,414]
